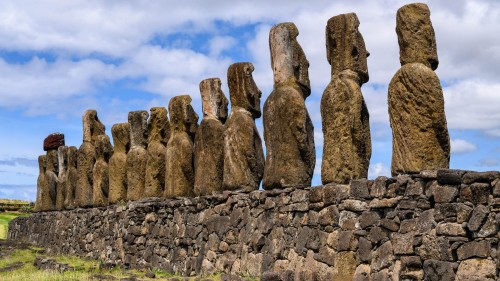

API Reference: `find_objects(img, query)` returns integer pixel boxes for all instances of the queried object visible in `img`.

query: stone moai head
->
[82,110,105,143]
[326,13,369,84]
[95,135,113,162]
[38,155,46,175]
[57,146,69,175]
[128,111,149,148]
[148,107,170,146]
[169,95,199,137]
[227,62,262,119]
[270,22,311,97]
[200,78,229,123]
[396,3,438,70]
[111,123,131,154]
[67,146,78,168]
[46,149,58,174]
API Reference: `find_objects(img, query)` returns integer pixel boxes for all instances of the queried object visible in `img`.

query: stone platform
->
[9,169,500,280]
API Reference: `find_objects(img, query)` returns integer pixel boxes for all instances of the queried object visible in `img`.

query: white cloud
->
[450,139,477,154]
[477,158,499,167]
[368,162,391,178]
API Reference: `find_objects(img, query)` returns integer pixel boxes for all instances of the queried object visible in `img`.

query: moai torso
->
[321,13,371,184]
[93,134,113,206]
[165,95,198,197]
[263,22,315,189]
[35,155,47,212]
[127,111,149,201]
[64,146,78,209]
[223,62,265,192]
[144,107,170,198]
[44,149,58,211]
[76,110,105,207]
[194,78,228,195]
[56,146,68,210]
[109,123,130,204]
[388,3,450,175]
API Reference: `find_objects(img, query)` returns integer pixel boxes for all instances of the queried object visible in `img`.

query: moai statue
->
[40,133,65,211]
[321,13,371,184]
[109,123,130,204]
[76,110,105,208]
[93,135,113,207]
[388,3,450,175]
[126,110,149,201]
[55,146,68,210]
[45,149,58,211]
[34,155,47,212]
[223,62,265,191]
[194,78,228,195]
[165,95,198,198]
[63,146,78,209]
[263,22,315,189]
[144,107,170,198]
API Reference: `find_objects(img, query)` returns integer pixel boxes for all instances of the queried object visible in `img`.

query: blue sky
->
[0,0,499,201]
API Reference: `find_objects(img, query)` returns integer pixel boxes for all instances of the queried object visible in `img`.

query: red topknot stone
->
[43,133,65,151]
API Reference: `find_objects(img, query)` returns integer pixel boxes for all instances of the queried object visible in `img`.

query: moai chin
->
[109,123,130,204]
[194,78,228,196]
[34,155,47,212]
[55,146,68,210]
[63,146,78,209]
[263,22,315,189]
[76,110,105,208]
[223,62,265,191]
[144,107,170,198]
[127,110,149,201]
[388,3,450,175]
[93,134,113,207]
[321,13,372,184]
[165,95,198,198]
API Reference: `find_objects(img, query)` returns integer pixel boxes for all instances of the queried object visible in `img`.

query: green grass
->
[0,199,31,205]
[0,212,26,239]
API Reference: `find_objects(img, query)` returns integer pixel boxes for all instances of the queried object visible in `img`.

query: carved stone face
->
[292,30,311,97]
[38,155,46,174]
[83,109,105,143]
[111,123,131,153]
[396,3,438,70]
[326,13,369,84]
[200,78,229,123]
[169,95,199,137]
[228,62,262,119]
[45,150,58,174]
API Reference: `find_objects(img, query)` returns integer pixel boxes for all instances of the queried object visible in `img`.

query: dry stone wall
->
[9,169,500,280]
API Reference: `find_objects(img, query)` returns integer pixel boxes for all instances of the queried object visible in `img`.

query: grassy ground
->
[0,212,26,239]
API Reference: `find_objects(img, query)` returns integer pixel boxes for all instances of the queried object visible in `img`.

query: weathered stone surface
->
[455,258,496,281]
[35,155,48,211]
[396,3,439,70]
[371,241,393,271]
[435,222,466,236]
[423,260,456,281]
[321,13,371,184]
[109,123,130,204]
[467,204,488,232]
[63,146,78,209]
[55,146,68,210]
[76,110,105,208]
[127,110,149,201]
[388,63,449,175]
[223,62,264,191]
[437,169,464,185]
[462,171,500,184]
[433,185,458,203]
[392,231,414,254]
[144,107,170,198]
[43,133,65,151]
[353,264,370,281]
[194,78,228,196]
[460,183,490,204]
[457,240,490,260]
[93,134,113,207]
[44,150,58,211]
[389,3,449,176]
[165,95,198,197]
[333,251,356,281]
[263,22,315,190]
